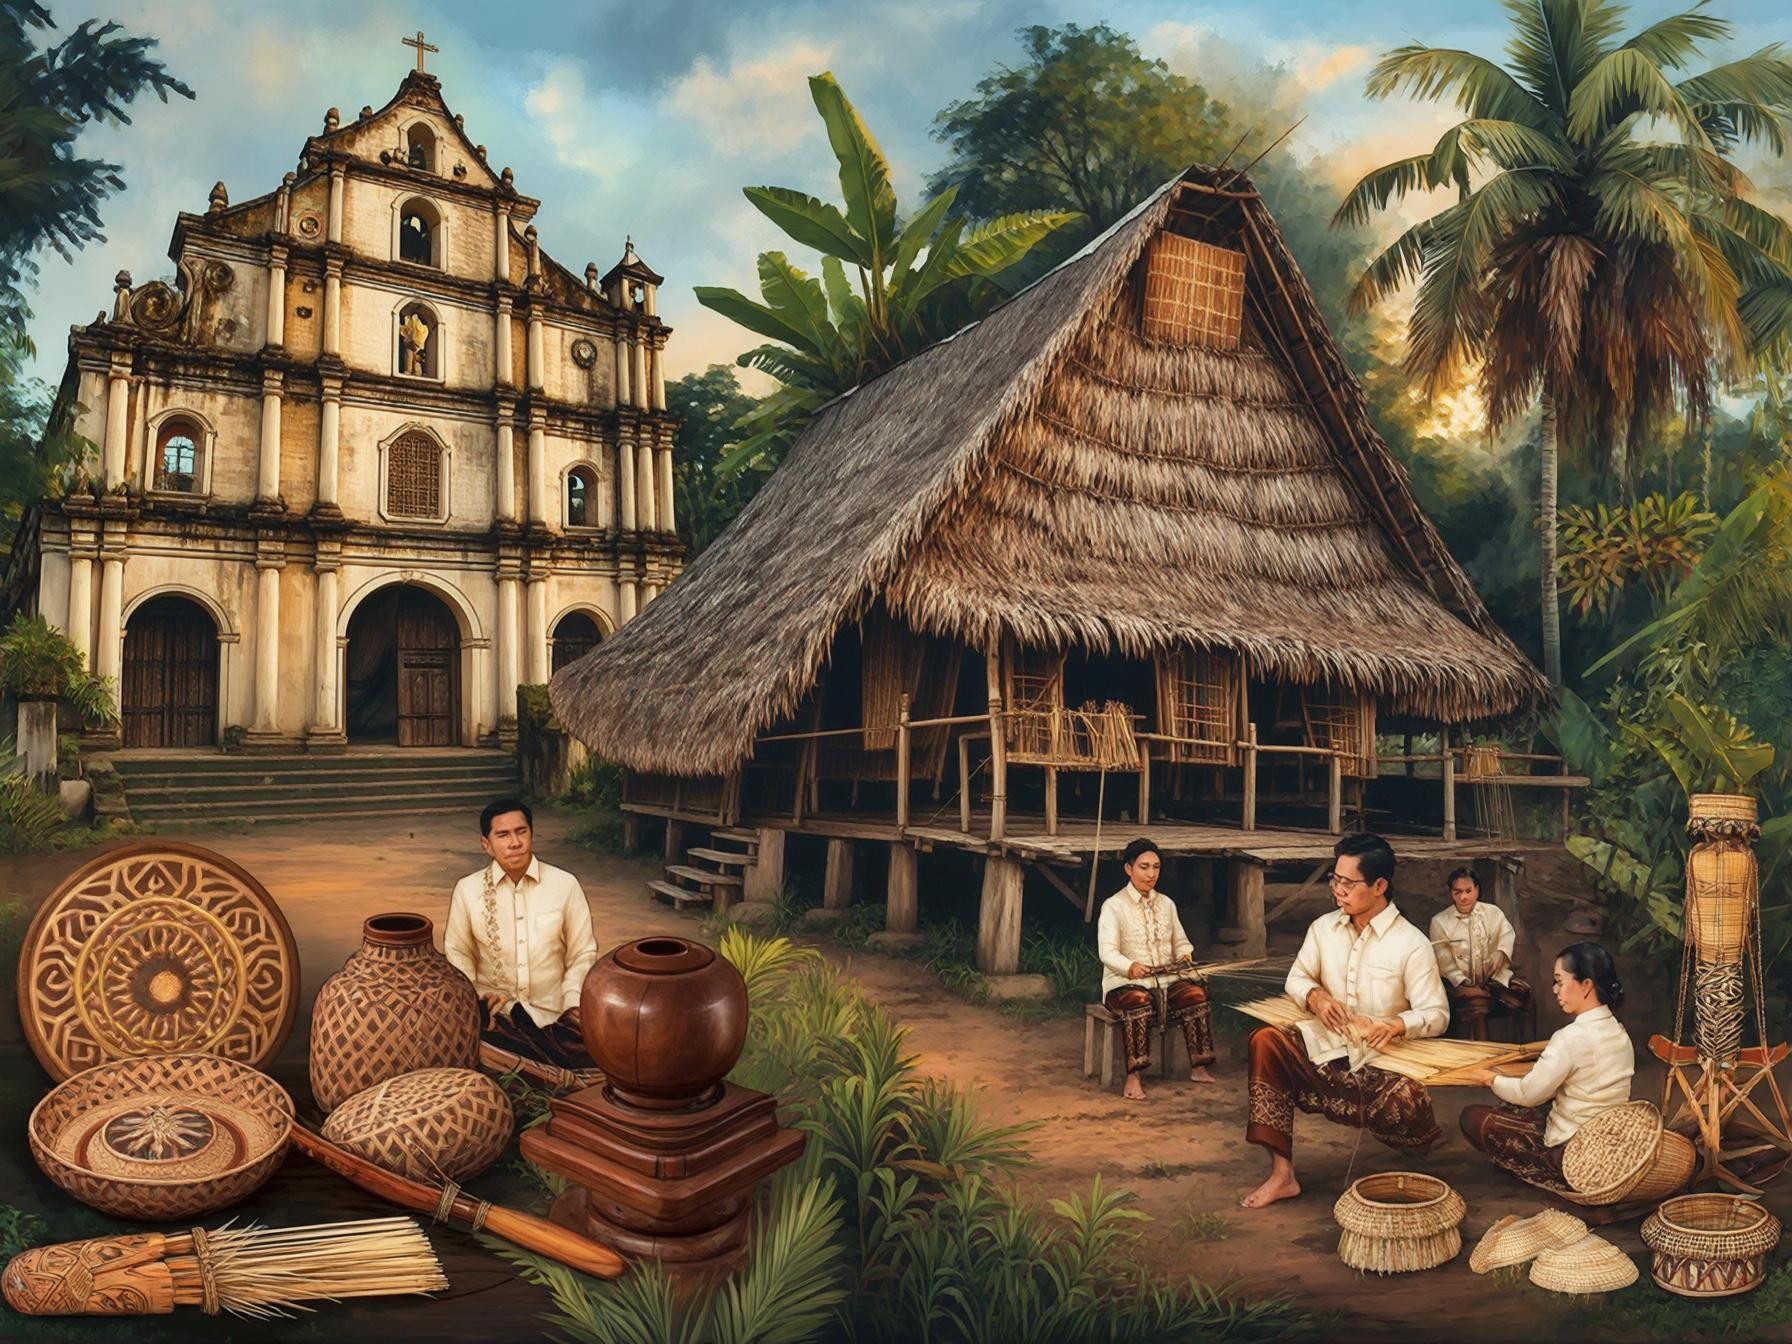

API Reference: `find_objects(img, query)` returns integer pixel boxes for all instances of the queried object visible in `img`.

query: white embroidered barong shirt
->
[1428,901,1517,987]
[445,857,598,1027]
[1097,885,1195,996]
[1284,902,1449,1067]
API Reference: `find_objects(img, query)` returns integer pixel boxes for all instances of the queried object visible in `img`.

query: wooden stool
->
[1083,1004,1188,1089]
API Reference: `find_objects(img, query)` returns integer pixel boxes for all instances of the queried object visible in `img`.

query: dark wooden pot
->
[579,937,746,1110]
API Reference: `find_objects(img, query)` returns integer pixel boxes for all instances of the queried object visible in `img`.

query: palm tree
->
[1336,0,1792,686]
[696,74,1076,479]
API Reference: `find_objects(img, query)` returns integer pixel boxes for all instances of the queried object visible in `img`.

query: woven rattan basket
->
[1560,1103,1694,1205]
[321,1068,514,1182]
[1641,1194,1782,1298]
[1530,1233,1639,1294]
[1333,1172,1465,1274]
[27,1053,293,1220]
[1468,1210,1589,1274]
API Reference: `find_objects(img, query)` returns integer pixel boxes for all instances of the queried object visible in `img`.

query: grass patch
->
[1176,1210,1233,1242]
[1141,1158,1197,1180]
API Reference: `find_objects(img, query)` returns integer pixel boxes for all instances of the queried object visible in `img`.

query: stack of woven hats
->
[1469,1210,1638,1293]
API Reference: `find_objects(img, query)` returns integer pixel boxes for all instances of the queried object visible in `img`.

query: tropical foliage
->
[1335,0,1792,684]
[0,737,65,855]
[667,366,761,554]
[1556,491,1717,617]
[502,930,1308,1344]
[694,73,1076,480]
[0,612,115,724]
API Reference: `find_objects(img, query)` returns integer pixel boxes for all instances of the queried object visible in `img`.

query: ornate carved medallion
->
[570,337,598,369]
[18,842,300,1080]
[297,213,322,239]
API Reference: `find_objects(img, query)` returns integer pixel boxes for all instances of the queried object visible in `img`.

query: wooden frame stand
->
[1650,1035,1792,1195]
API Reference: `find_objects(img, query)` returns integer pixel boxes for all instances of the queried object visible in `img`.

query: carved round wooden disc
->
[18,842,300,1081]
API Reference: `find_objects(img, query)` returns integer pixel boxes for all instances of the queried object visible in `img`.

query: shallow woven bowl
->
[1641,1194,1782,1299]
[1334,1172,1465,1274]
[1530,1232,1639,1294]
[1561,1102,1669,1205]
[27,1053,292,1220]
[1469,1210,1589,1274]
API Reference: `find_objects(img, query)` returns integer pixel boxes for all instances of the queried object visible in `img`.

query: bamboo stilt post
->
[958,734,972,835]
[1442,729,1457,841]
[1243,723,1259,831]
[1044,764,1058,836]
[1138,751,1151,826]
[1327,751,1343,834]
[986,644,1006,842]
[895,694,911,832]
[1559,788,1571,841]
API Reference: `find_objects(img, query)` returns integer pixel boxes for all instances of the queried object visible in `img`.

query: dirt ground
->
[2,812,1788,1343]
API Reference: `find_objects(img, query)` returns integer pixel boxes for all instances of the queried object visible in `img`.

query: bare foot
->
[1122,1072,1147,1101]
[1189,1066,1217,1085]
[1241,1168,1301,1209]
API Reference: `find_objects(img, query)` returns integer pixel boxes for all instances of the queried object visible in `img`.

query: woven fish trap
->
[1468,1210,1588,1274]
[1687,793,1759,830]
[1530,1233,1639,1294]
[28,1053,293,1220]
[1560,1102,1693,1205]
[320,1067,513,1182]
[1641,1195,1781,1298]
[1333,1172,1465,1274]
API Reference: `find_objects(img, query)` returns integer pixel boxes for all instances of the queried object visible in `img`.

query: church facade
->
[12,64,681,750]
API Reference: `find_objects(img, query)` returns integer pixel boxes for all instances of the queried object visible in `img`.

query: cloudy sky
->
[22,0,1792,386]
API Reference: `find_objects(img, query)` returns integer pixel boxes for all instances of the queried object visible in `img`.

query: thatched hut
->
[551,166,1550,976]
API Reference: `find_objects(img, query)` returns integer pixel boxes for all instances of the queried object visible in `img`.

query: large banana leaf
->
[743,186,869,268]
[809,73,896,263]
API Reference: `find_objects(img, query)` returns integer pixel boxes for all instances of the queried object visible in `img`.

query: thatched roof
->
[552,166,1547,776]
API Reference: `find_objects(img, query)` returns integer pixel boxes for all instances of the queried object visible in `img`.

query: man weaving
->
[446,799,599,1070]
[1242,833,1449,1209]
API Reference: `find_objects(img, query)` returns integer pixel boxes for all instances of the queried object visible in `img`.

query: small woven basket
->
[1530,1232,1639,1294]
[1469,1210,1588,1274]
[1641,1194,1782,1298]
[1333,1172,1465,1274]
[1561,1103,1692,1205]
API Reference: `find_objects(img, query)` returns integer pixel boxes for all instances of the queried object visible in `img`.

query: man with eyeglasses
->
[1241,832,1449,1210]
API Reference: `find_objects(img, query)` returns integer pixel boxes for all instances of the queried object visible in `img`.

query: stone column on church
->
[322,257,342,355]
[95,547,125,688]
[102,355,132,491]
[251,556,282,734]
[526,411,547,527]
[494,400,517,524]
[618,432,637,533]
[629,327,646,409]
[256,370,284,506]
[527,312,545,392]
[524,575,549,685]
[316,374,342,512]
[496,567,521,728]
[327,166,345,243]
[612,329,628,408]
[66,548,95,668]
[636,440,656,532]
[618,577,638,624]
[310,563,340,738]
[494,295,513,387]
[656,440,676,535]
[493,203,511,283]
[650,337,666,410]
[265,243,287,347]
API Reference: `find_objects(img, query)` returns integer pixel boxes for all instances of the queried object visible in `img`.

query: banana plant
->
[1624,692,1775,796]
[696,72,1078,479]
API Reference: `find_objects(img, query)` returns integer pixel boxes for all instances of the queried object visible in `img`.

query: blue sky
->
[22,0,1792,386]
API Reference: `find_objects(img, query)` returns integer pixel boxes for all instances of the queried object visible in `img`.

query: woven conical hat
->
[1562,1101,1664,1200]
[1469,1210,1589,1273]
[1529,1233,1639,1294]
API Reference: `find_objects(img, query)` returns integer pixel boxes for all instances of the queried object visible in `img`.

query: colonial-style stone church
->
[15,52,680,751]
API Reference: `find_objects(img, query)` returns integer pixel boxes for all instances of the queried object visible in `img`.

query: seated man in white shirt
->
[1242,833,1449,1210]
[1429,867,1532,1040]
[445,798,599,1069]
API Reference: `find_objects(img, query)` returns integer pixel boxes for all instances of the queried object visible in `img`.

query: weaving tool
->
[1229,996,1541,1085]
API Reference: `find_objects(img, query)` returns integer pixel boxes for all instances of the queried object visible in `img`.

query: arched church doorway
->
[550,611,603,673]
[122,595,219,748]
[345,585,460,746]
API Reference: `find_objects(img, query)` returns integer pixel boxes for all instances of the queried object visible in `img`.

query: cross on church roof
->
[402,29,438,73]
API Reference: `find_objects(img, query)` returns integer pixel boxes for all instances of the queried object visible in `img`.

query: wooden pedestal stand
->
[518,937,806,1279]
[1650,1036,1792,1195]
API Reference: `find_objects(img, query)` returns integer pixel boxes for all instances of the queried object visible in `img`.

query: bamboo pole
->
[986,644,1006,842]
[1328,751,1343,834]
[958,734,973,834]
[895,694,911,832]
[1243,722,1259,831]
[1442,729,1457,841]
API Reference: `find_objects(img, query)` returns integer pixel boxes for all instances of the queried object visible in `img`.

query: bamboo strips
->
[1230,995,1540,1084]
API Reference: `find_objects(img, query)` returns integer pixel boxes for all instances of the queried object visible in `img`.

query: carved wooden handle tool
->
[290,1124,626,1279]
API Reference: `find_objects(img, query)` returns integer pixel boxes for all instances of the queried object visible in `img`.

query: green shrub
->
[0,738,64,855]
[0,612,115,725]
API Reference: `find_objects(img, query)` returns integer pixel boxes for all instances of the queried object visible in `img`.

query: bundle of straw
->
[1230,995,1541,1084]
[2,1217,446,1318]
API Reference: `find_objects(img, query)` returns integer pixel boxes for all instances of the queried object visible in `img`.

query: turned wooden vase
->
[579,936,746,1109]
[309,913,480,1113]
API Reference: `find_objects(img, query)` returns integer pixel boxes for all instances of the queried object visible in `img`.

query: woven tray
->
[16,842,300,1081]
[27,1053,293,1220]
[1469,1210,1588,1274]
[1530,1232,1638,1294]
[1561,1102,1663,1203]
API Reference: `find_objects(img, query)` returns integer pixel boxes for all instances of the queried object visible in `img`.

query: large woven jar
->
[580,936,746,1110]
[309,913,480,1113]
[1686,793,1759,961]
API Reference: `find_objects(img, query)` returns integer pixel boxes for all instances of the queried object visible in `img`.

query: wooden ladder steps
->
[648,879,714,911]
[665,864,743,888]
[686,846,754,868]
[712,828,761,847]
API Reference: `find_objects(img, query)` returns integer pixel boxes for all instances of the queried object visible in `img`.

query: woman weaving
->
[1096,838,1217,1099]
[1454,942,1634,1191]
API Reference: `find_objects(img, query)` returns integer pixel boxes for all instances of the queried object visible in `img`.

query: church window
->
[153,418,203,493]
[406,123,436,172]
[396,301,440,379]
[397,197,442,268]
[566,465,599,528]
[386,432,443,519]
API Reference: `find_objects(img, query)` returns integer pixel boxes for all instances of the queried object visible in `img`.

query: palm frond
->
[705,1173,846,1344]
[1621,6,1730,71]
[1346,214,1445,312]
[1333,154,1443,230]
[1365,43,1544,124]
[1567,47,1714,150]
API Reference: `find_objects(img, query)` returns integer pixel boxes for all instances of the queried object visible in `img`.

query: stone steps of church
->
[123,785,509,824]
[118,765,519,793]
[109,749,514,777]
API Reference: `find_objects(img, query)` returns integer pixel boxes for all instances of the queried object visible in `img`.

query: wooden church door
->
[395,590,458,746]
[122,596,218,748]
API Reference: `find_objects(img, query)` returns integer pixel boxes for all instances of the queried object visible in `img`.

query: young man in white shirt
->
[1429,867,1533,1040]
[445,798,599,1069]
[1241,832,1449,1210]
